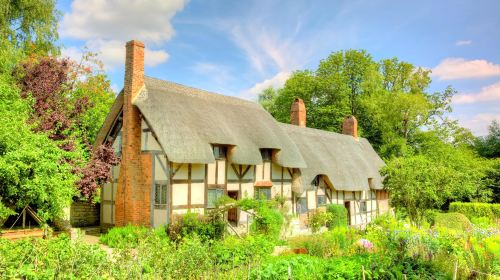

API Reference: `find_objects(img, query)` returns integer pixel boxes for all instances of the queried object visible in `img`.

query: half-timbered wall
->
[227,164,254,223]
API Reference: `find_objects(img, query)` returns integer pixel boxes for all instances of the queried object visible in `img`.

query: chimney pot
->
[342,115,358,139]
[290,98,306,127]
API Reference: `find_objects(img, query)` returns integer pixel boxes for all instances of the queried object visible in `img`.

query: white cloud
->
[62,40,168,70]
[60,0,186,44]
[459,113,500,136]
[455,40,472,46]
[431,58,500,80]
[240,71,291,100]
[453,82,500,104]
[60,0,187,70]
[248,71,291,95]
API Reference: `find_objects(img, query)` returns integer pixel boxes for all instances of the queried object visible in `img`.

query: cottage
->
[95,40,389,230]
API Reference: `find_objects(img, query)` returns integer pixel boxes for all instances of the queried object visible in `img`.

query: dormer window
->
[261,149,272,161]
[213,145,227,159]
[312,175,321,186]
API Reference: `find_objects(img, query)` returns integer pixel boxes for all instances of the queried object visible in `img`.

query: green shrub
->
[167,211,226,242]
[251,206,284,239]
[288,227,358,257]
[326,204,348,229]
[308,209,330,233]
[0,235,112,279]
[99,224,167,248]
[449,202,500,222]
[434,212,472,231]
[212,235,275,269]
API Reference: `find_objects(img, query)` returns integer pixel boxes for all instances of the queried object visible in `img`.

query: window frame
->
[213,145,227,160]
[317,195,327,207]
[260,149,272,161]
[359,200,367,213]
[207,188,225,209]
[154,183,167,209]
[255,187,272,200]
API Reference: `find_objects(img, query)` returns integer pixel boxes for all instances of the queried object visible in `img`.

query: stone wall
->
[70,202,100,227]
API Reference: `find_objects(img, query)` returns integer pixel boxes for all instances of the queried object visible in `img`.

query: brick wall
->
[342,116,358,139]
[114,40,151,227]
[291,98,306,127]
[70,202,99,227]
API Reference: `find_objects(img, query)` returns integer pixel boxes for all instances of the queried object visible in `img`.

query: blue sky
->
[57,0,500,135]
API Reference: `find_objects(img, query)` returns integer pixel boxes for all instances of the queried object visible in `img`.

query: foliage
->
[326,204,348,229]
[0,0,59,54]
[99,224,167,248]
[0,74,77,221]
[250,204,284,239]
[475,120,500,159]
[449,202,500,222]
[76,143,120,200]
[15,55,117,201]
[308,209,330,233]
[0,234,111,279]
[167,211,226,242]
[288,227,358,258]
[212,235,275,269]
[434,212,472,231]
[258,50,451,158]
[382,155,453,225]
[483,158,500,203]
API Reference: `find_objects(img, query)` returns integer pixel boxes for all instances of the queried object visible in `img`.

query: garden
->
[0,200,498,279]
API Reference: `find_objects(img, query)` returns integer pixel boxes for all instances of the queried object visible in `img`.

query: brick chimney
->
[115,40,151,227]
[342,115,358,140]
[291,98,306,127]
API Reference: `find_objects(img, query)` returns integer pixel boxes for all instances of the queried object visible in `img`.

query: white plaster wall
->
[217,160,226,185]
[172,183,188,206]
[192,164,205,180]
[191,183,205,205]
[207,163,216,184]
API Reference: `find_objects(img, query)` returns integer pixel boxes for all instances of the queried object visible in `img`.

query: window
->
[155,183,167,209]
[360,201,367,213]
[296,197,307,214]
[317,195,326,206]
[261,149,272,161]
[255,187,272,200]
[207,189,224,208]
[213,145,227,159]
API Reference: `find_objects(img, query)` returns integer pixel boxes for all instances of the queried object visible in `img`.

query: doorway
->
[227,191,239,224]
[344,201,351,226]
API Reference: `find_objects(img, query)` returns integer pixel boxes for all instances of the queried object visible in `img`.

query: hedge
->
[434,213,472,231]
[326,204,348,228]
[449,202,500,221]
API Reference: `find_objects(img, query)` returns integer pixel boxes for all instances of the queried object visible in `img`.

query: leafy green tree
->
[259,51,453,159]
[382,155,453,226]
[0,74,77,221]
[0,0,59,54]
[475,120,500,158]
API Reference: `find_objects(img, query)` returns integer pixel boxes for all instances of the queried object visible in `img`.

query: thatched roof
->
[281,123,385,192]
[133,77,307,167]
[96,76,386,192]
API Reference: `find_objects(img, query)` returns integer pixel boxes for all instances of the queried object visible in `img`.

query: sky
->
[57,0,500,136]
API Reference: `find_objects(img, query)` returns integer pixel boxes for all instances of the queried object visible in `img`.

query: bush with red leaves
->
[76,143,120,200]
[16,56,119,201]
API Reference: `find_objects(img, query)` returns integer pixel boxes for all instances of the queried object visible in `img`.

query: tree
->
[0,0,59,54]
[475,120,500,158]
[16,55,118,201]
[0,74,77,221]
[258,51,452,158]
[382,155,453,226]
